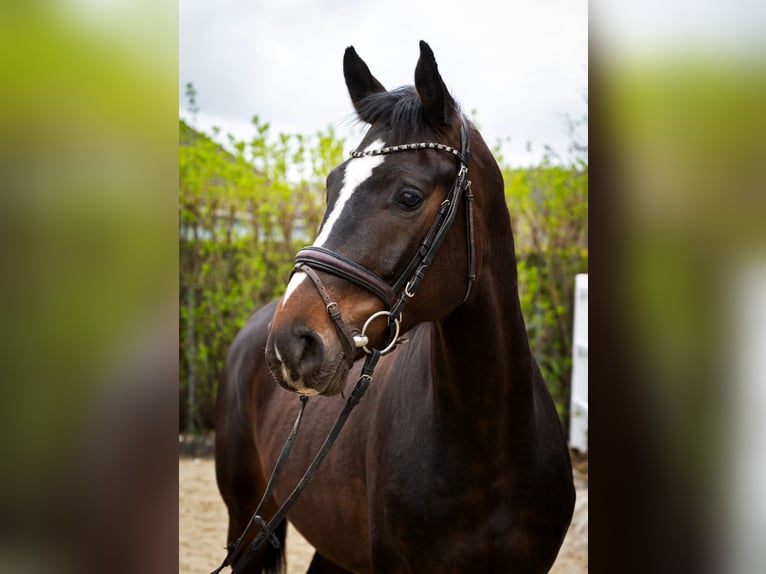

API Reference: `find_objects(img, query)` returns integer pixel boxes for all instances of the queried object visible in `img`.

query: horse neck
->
[430,167,537,445]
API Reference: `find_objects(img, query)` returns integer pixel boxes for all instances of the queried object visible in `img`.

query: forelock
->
[354,86,430,140]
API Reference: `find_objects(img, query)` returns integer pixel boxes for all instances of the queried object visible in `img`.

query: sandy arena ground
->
[180,456,587,573]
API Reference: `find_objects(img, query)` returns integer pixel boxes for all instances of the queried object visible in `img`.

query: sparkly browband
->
[350,142,466,163]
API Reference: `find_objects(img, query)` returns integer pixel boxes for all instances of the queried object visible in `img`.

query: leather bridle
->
[293,115,476,357]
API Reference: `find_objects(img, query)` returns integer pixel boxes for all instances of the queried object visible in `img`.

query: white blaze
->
[312,139,385,247]
[282,272,306,307]
[282,140,385,308]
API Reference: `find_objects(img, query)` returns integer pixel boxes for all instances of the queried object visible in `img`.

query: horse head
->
[265,41,494,396]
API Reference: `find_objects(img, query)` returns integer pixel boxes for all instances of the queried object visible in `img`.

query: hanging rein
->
[211,115,475,574]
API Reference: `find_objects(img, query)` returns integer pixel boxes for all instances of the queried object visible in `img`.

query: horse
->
[215,41,575,574]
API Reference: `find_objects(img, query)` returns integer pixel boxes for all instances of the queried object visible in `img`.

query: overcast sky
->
[179,0,588,167]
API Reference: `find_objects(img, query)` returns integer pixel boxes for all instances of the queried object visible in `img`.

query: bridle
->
[294,114,476,358]
[211,115,476,574]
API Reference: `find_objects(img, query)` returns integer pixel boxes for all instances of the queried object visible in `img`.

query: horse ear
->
[344,46,386,121]
[414,40,456,128]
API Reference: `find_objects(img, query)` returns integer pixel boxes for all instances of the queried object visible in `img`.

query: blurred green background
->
[0,3,177,573]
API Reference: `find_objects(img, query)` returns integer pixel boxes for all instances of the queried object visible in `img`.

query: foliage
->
[179,97,588,433]
[179,113,343,431]
[502,152,588,428]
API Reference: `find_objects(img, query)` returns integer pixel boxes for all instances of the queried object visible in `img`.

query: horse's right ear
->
[344,46,386,122]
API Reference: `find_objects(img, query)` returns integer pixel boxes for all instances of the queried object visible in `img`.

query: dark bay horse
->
[215,41,575,574]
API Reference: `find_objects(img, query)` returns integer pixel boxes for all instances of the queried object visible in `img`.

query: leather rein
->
[211,116,474,574]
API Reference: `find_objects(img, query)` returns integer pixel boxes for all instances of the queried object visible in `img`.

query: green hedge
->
[179,116,342,432]
[505,159,589,431]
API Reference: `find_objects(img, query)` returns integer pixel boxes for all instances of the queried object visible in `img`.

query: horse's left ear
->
[414,41,457,127]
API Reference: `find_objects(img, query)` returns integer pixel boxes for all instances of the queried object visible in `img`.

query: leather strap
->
[296,115,475,324]
[221,349,382,574]
[299,264,357,367]
[295,246,397,308]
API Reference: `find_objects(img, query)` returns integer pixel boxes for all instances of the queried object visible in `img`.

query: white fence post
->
[569,273,588,453]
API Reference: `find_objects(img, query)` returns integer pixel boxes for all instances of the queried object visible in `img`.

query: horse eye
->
[396,189,423,210]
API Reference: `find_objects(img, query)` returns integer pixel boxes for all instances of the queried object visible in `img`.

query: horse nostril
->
[278,325,325,380]
[296,326,324,375]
